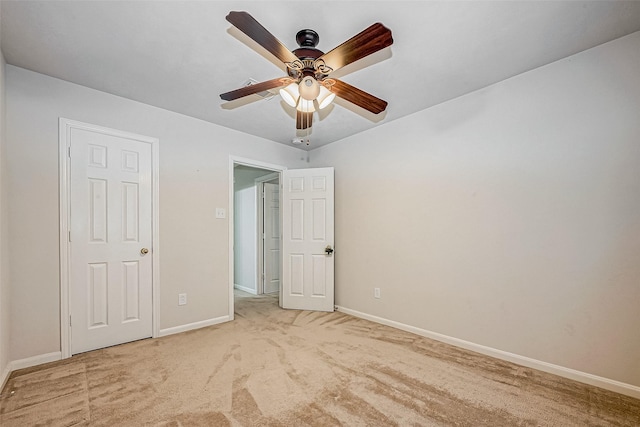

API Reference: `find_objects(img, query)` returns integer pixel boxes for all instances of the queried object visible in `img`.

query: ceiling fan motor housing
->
[289,29,327,80]
[296,29,319,48]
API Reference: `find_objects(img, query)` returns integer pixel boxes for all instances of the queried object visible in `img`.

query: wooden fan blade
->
[318,23,393,74]
[330,79,388,114]
[226,11,299,65]
[220,78,287,101]
[296,111,313,129]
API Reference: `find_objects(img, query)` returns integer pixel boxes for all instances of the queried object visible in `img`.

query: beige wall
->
[309,32,640,387]
[5,66,306,361]
[0,6,11,384]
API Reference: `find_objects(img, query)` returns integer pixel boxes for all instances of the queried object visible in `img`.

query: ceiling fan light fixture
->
[299,76,320,101]
[316,85,336,109]
[279,83,299,107]
[296,98,316,113]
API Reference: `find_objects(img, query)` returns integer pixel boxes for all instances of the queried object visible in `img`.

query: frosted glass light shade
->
[296,98,316,113]
[316,85,336,109]
[299,76,320,101]
[279,83,300,107]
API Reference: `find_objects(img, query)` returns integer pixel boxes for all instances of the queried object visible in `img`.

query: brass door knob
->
[140,248,149,255]
[325,245,334,255]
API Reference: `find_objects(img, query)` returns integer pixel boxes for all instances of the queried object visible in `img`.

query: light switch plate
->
[215,208,226,219]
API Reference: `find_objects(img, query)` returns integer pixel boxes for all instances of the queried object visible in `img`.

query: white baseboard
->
[158,315,230,337]
[1,316,232,389]
[9,351,62,372]
[1,362,11,393]
[1,315,231,390]
[336,306,640,399]
[234,284,257,295]
[1,351,63,392]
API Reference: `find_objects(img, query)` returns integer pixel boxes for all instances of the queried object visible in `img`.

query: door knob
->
[325,245,334,255]
[140,248,149,255]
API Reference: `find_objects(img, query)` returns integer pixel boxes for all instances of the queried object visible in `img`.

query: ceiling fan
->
[219,11,393,132]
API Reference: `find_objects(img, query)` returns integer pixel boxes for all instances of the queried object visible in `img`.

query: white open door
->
[281,167,334,311]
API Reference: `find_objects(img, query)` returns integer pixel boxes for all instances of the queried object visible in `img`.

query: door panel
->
[88,263,108,327]
[70,128,153,354]
[282,168,334,311]
[122,261,141,321]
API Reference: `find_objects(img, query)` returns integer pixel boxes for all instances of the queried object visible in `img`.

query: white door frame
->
[255,173,280,295]
[59,118,160,359]
[229,156,285,319]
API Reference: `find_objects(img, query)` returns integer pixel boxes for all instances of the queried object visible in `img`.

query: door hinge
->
[68,147,71,157]
[69,315,72,327]
[68,231,71,242]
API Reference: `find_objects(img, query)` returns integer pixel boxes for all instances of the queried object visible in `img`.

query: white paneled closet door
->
[69,128,153,354]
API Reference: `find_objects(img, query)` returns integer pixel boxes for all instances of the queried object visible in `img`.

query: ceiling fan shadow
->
[329,46,393,79]
[227,26,287,73]
[316,104,335,121]
[220,94,265,110]
[279,100,297,119]
[295,128,314,138]
[333,97,387,123]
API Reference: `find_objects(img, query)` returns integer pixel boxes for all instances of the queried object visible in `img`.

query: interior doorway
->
[229,158,335,317]
[229,157,285,319]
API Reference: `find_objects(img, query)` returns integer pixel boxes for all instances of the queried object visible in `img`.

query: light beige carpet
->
[1,292,639,426]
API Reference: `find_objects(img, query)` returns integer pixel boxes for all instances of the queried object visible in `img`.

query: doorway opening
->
[229,157,285,319]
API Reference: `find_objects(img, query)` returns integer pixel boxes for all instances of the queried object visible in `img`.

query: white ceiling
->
[2,1,640,150]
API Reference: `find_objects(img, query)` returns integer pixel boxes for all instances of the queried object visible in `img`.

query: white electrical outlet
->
[374,288,381,299]
[178,293,187,306]
[215,208,226,219]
